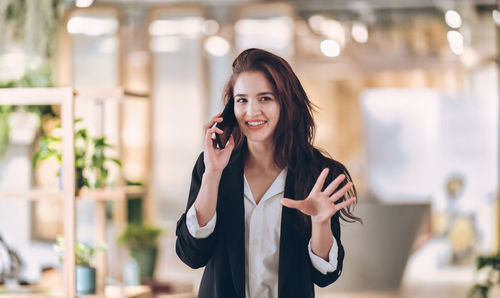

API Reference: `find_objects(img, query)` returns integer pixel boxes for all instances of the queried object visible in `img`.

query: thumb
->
[281,198,301,209]
[226,135,235,150]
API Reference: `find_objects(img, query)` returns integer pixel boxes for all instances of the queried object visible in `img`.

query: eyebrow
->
[234,92,275,98]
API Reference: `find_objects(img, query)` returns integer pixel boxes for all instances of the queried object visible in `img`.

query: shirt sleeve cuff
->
[308,238,339,275]
[186,204,216,239]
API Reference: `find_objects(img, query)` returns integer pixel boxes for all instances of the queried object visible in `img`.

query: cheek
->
[271,104,280,122]
[234,107,244,122]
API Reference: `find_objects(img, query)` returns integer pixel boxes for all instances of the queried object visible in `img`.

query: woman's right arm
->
[175,114,234,269]
[194,113,235,225]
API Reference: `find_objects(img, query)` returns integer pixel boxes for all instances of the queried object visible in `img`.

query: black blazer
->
[176,147,346,298]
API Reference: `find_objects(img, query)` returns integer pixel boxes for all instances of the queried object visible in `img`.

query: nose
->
[246,98,261,116]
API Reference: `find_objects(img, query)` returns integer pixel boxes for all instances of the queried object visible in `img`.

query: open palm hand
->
[281,168,356,224]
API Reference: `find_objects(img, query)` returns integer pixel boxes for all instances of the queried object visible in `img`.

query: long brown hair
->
[223,48,362,226]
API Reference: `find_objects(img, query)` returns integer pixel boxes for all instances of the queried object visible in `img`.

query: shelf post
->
[61,88,76,298]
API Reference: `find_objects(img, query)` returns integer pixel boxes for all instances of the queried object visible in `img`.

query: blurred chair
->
[323,202,431,292]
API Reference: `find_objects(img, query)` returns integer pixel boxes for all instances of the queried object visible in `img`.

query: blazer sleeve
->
[175,152,218,269]
[311,160,349,287]
[311,212,345,287]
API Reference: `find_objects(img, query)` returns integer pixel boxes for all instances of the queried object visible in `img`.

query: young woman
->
[176,48,361,298]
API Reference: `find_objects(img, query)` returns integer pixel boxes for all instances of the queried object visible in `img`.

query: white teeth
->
[247,121,266,126]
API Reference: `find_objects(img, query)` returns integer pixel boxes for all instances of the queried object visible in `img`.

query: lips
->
[245,120,267,130]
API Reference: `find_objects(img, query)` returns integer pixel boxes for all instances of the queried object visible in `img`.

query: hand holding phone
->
[213,100,236,149]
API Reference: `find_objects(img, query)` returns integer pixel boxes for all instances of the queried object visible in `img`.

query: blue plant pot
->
[130,247,157,281]
[76,265,96,295]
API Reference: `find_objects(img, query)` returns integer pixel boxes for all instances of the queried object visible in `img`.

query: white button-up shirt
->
[186,168,338,298]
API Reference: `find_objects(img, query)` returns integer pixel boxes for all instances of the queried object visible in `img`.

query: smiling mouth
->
[246,120,267,126]
[245,120,267,129]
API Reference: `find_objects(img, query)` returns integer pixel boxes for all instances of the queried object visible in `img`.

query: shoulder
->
[194,152,205,169]
[190,152,206,179]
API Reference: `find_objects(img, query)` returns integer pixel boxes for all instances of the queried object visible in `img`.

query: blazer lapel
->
[220,149,246,298]
[278,169,297,297]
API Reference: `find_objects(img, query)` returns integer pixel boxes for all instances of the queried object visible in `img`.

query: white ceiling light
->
[493,10,500,24]
[75,0,94,8]
[67,16,118,36]
[204,35,230,57]
[351,22,368,43]
[149,18,203,37]
[447,30,464,55]
[320,19,345,47]
[320,39,341,57]
[445,10,462,29]
[308,15,325,32]
[202,19,219,35]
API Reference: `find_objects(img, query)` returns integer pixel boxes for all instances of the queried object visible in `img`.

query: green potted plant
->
[469,251,500,298]
[53,236,106,295]
[32,119,122,190]
[117,223,162,281]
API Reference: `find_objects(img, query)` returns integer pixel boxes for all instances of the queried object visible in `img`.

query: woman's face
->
[233,71,281,145]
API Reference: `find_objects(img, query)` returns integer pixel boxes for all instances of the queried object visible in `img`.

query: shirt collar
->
[244,168,288,204]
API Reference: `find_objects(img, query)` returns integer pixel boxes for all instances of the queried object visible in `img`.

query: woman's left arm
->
[281,168,356,286]
[310,217,334,260]
[310,212,345,286]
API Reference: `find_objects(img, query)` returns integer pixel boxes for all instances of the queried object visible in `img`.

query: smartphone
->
[214,100,236,149]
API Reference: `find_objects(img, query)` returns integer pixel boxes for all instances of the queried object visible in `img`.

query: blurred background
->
[0,0,499,297]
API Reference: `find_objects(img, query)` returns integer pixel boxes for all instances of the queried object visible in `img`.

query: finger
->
[205,115,223,130]
[329,182,353,203]
[206,118,223,130]
[214,127,223,135]
[323,174,346,196]
[309,168,329,195]
[204,126,222,147]
[206,126,223,137]
[334,197,356,210]
[281,198,304,210]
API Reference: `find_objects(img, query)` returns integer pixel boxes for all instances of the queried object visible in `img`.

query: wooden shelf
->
[0,186,145,201]
[78,186,145,201]
[84,285,152,298]
[0,88,73,105]
[0,87,137,297]
[0,285,152,298]
[0,189,63,200]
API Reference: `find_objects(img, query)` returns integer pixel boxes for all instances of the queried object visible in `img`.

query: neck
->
[244,139,278,172]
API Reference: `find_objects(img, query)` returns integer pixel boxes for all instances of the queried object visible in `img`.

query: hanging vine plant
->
[1,0,68,60]
[0,0,69,160]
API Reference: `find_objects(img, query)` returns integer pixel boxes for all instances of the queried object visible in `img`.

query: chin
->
[244,134,273,144]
